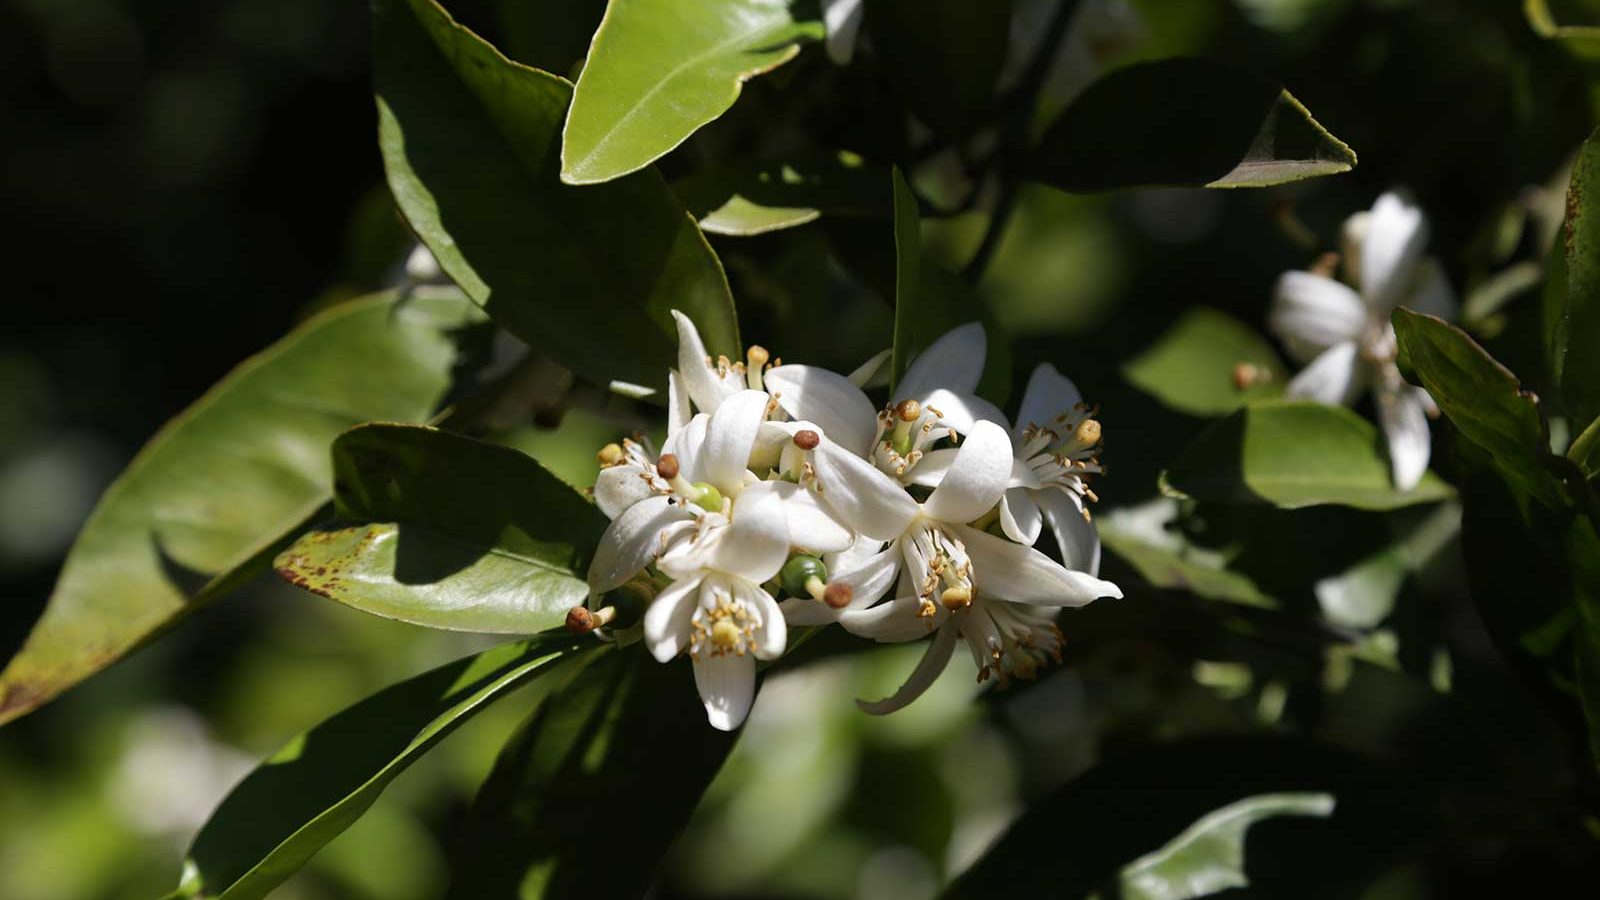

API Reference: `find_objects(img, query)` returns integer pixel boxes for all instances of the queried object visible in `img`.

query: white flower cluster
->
[1269,190,1458,490]
[584,313,1122,730]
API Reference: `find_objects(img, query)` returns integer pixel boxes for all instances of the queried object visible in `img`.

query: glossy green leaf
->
[1160,400,1454,511]
[1031,58,1356,192]
[446,647,738,898]
[1570,413,1600,478]
[1110,793,1335,900]
[1392,309,1562,507]
[1122,307,1287,416]
[863,0,1010,137]
[673,154,889,236]
[562,0,822,184]
[175,633,588,900]
[375,0,739,391]
[0,290,483,727]
[275,425,605,634]
[1555,128,1600,432]
[1099,501,1277,609]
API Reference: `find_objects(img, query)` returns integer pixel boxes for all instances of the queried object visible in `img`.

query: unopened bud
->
[656,453,680,480]
[823,581,853,609]
[597,443,625,467]
[779,554,828,598]
[895,399,922,422]
[793,429,820,450]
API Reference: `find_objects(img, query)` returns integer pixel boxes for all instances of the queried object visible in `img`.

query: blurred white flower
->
[1269,190,1457,490]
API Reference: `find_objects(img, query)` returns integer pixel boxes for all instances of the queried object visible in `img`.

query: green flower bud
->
[779,554,828,599]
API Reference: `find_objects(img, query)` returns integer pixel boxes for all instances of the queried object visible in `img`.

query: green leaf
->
[1160,400,1454,511]
[1570,413,1600,478]
[0,290,483,727]
[175,633,588,900]
[375,0,739,391]
[1391,308,1562,507]
[1030,58,1356,192]
[1098,501,1278,610]
[446,647,738,898]
[1569,516,1600,768]
[673,154,889,236]
[1122,307,1287,416]
[561,0,822,184]
[275,424,606,634]
[946,738,1434,899]
[1526,0,1600,44]
[1111,793,1335,900]
[863,0,1010,138]
[1556,128,1600,432]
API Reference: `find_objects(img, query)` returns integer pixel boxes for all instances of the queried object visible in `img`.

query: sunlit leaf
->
[863,0,1010,138]
[1031,58,1356,192]
[1392,309,1562,507]
[1110,793,1336,900]
[0,290,483,727]
[1122,307,1287,416]
[1555,128,1600,433]
[275,424,605,634]
[174,633,589,900]
[375,0,739,391]
[562,0,822,184]
[446,647,737,898]
[1160,400,1454,511]
[1526,0,1600,45]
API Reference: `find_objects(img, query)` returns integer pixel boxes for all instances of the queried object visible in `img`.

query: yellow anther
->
[597,443,625,467]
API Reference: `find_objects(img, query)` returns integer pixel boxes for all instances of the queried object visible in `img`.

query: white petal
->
[745,583,787,659]
[662,413,710,484]
[821,0,863,65]
[704,389,769,493]
[840,594,942,642]
[905,448,958,488]
[896,322,986,403]
[672,309,739,414]
[587,495,687,592]
[848,348,892,388]
[780,596,839,626]
[924,388,1010,434]
[643,576,701,663]
[999,488,1043,545]
[1361,190,1429,311]
[1378,386,1432,491]
[711,481,793,582]
[811,436,919,541]
[1286,341,1362,406]
[1008,455,1043,490]
[761,480,854,554]
[764,364,879,458]
[829,543,902,610]
[667,370,692,436]
[923,420,1013,524]
[1403,257,1458,322]
[694,653,756,731]
[956,523,1120,606]
[594,465,655,520]
[1014,363,1084,442]
[1269,272,1366,353]
[856,625,959,715]
[1035,488,1101,576]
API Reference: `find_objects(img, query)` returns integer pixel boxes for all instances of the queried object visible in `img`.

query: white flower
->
[644,482,793,730]
[820,0,864,65]
[671,310,776,419]
[1269,190,1457,491]
[997,364,1103,575]
[765,322,1005,484]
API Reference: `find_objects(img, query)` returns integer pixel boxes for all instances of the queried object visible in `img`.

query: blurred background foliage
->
[3,0,1600,897]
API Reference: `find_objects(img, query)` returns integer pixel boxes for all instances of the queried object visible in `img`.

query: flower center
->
[1019,404,1105,506]
[873,399,949,481]
[908,524,974,616]
[690,592,755,659]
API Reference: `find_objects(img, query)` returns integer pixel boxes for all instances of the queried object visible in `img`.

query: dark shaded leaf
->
[176,633,589,900]
[275,424,605,634]
[375,0,739,391]
[0,290,482,726]
[447,648,738,898]
[673,154,889,236]
[1555,128,1600,432]
[863,0,1010,138]
[1030,58,1356,192]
